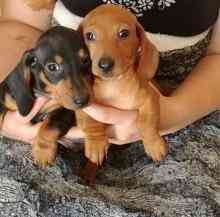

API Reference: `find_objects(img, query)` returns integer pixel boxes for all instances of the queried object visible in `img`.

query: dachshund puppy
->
[79,4,168,166]
[0,26,92,167]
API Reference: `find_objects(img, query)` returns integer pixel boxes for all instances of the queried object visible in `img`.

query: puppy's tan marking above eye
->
[78,49,91,66]
[40,71,50,85]
[54,55,63,64]
[5,93,17,110]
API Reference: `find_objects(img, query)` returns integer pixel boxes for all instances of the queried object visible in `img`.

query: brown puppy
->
[79,4,168,166]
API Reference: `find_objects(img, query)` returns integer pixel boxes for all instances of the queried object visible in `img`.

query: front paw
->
[32,137,57,168]
[143,136,168,161]
[85,140,107,166]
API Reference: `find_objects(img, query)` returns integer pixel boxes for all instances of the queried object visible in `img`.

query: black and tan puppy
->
[0,26,92,167]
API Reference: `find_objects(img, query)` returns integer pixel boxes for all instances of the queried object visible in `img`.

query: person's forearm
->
[0,20,42,80]
[0,20,42,141]
[2,0,55,31]
[159,54,220,135]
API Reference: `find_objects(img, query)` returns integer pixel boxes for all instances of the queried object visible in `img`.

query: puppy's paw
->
[32,137,57,168]
[85,140,107,166]
[143,136,168,161]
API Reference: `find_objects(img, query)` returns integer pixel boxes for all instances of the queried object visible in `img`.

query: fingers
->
[1,111,42,144]
[64,123,141,146]
[106,124,141,144]
[2,100,141,149]
[83,103,138,125]
[26,122,43,142]
[17,96,49,123]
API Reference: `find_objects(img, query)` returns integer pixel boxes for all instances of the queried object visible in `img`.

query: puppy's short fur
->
[0,26,92,167]
[80,5,168,168]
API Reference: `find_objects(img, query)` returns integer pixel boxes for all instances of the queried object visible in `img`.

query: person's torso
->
[60,0,220,36]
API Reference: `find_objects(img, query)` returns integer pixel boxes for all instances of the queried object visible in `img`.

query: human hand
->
[1,100,141,146]
[1,97,48,144]
[83,104,141,144]
[65,103,141,145]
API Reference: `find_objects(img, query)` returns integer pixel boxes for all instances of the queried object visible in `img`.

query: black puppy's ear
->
[5,50,36,116]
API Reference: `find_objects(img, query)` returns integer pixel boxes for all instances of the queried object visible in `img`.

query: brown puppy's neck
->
[93,69,148,110]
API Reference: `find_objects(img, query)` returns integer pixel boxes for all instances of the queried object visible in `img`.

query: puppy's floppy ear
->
[5,50,36,116]
[135,22,159,82]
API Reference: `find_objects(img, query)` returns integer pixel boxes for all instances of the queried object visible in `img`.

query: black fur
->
[47,108,76,137]
[1,26,91,151]
[1,26,91,118]
[30,26,91,97]
[5,68,35,116]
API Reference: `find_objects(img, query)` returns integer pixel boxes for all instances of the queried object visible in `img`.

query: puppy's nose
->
[98,57,114,72]
[73,95,89,108]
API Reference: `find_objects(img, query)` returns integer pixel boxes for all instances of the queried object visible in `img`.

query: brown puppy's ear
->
[5,50,35,116]
[136,22,159,82]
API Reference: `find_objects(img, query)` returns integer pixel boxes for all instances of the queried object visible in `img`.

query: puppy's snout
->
[73,95,89,108]
[98,57,114,73]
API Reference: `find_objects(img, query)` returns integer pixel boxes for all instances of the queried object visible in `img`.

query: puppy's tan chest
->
[94,78,145,110]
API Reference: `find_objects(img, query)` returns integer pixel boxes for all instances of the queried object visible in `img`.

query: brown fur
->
[33,118,60,167]
[38,71,83,111]
[80,5,168,168]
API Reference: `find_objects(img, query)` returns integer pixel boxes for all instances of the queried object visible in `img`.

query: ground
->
[0,110,220,217]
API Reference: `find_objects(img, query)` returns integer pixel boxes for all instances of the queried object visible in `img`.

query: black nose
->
[74,95,89,108]
[98,57,114,72]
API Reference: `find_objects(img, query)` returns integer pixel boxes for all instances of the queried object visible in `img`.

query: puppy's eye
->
[85,32,96,41]
[45,62,60,73]
[118,29,130,39]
